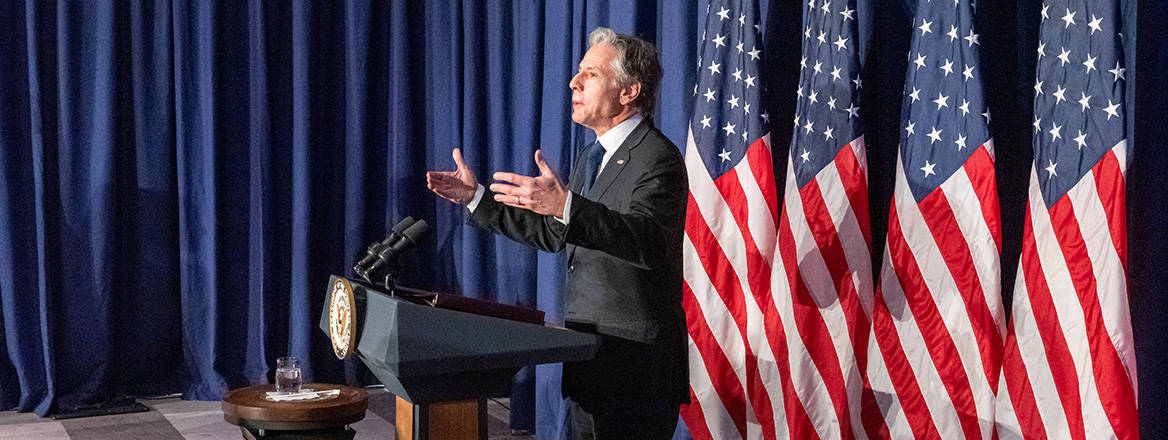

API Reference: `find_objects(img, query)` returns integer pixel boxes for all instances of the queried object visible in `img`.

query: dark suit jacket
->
[468,119,689,408]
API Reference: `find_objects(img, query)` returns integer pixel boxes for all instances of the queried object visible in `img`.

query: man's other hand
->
[426,148,479,205]
[490,150,569,217]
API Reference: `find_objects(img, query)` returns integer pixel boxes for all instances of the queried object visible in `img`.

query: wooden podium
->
[319,276,599,440]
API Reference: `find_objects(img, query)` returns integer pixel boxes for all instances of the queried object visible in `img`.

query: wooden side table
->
[222,383,368,439]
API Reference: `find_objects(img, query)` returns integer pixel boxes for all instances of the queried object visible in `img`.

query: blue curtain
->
[1,0,1165,438]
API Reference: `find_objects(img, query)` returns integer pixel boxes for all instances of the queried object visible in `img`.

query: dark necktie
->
[579,142,606,197]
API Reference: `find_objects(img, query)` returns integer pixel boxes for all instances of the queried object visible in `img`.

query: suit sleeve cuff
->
[466,185,486,212]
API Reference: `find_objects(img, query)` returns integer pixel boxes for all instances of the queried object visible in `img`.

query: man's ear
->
[619,82,642,106]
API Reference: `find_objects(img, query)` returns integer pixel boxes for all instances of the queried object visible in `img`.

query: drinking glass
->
[275,356,302,394]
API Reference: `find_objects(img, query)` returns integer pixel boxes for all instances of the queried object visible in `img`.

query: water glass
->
[275,356,302,394]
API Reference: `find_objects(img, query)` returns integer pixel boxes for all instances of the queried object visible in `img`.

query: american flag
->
[680,0,878,437]
[864,0,1006,438]
[994,0,1138,438]
[680,0,781,438]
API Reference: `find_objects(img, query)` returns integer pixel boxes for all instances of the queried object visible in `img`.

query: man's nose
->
[569,73,581,90]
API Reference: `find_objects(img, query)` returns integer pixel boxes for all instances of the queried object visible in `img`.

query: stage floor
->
[0,386,535,439]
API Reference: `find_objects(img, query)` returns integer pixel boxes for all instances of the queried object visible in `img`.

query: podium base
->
[395,396,486,440]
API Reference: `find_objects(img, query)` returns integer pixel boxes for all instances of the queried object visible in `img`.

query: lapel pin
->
[616,159,625,165]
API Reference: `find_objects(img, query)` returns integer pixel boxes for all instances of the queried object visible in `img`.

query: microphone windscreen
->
[399,219,431,245]
[380,216,416,245]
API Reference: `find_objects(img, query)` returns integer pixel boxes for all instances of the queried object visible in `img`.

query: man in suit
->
[426,27,688,439]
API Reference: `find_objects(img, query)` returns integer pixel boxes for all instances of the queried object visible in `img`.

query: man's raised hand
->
[426,148,479,205]
[489,149,569,217]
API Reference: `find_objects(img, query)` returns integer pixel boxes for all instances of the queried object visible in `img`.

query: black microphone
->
[362,219,431,277]
[354,217,416,271]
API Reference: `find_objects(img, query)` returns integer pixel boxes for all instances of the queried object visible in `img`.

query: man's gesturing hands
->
[426,149,569,218]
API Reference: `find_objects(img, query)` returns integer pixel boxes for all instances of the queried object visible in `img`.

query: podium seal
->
[328,278,358,359]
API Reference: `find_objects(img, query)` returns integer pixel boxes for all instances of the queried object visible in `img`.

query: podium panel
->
[318,275,599,404]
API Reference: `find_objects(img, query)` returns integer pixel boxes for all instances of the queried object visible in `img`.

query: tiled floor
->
[0,387,533,440]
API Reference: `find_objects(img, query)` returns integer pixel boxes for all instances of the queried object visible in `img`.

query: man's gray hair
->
[588,27,663,115]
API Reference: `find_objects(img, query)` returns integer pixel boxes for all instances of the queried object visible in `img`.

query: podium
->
[318,276,599,440]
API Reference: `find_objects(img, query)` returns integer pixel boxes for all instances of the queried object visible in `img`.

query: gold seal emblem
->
[328,278,358,359]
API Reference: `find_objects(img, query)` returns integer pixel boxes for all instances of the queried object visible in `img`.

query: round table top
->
[221,383,368,431]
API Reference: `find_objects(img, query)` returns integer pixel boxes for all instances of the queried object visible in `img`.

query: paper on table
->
[265,388,341,401]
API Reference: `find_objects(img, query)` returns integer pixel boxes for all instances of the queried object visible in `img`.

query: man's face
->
[569,44,630,132]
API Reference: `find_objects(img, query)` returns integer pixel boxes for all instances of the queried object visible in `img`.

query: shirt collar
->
[595,114,643,155]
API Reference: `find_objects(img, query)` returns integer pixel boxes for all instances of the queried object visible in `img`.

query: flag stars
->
[1078,92,1092,111]
[852,77,863,89]
[761,112,769,123]
[913,53,928,70]
[940,59,955,76]
[745,75,757,88]
[846,103,859,119]
[808,90,819,104]
[800,56,807,70]
[921,160,937,177]
[1048,121,1063,142]
[704,88,717,102]
[1109,62,1126,82]
[700,115,712,129]
[905,121,917,136]
[1035,79,1044,95]
[1037,41,1047,59]
[1052,85,1067,104]
[813,61,823,75]
[834,35,848,51]
[727,95,740,109]
[820,1,831,15]
[736,41,744,54]
[804,26,812,40]
[947,25,959,42]
[717,6,730,21]
[744,103,751,115]
[817,31,827,45]
[707,60,722,76]
[830,66,842,81]
[722,121,736,136]
[955,133,967,150]
[919,18,934,36]
[718,149,732,162]
[732,68,743,82]
[840,5,855,21]
[1103,99,1120,120]
[933,92,950,110]
[1045,159,1058,177]
[909,87,921,103]
[1061,8,1077,28]
[800,149,811,163]
[927,126,943,144]
[748,47,761,61]
[1083,54,1097,73]
[827,96,837,111]
[963,64,975,81]
[959,99,971,116]
[1034,116,1042,133]
[1073,130,1088,150]
[823,126,834,141]
[982,109,992,123]
[739,14,747,26]
[712,34,727,48]
[741,131,749,142]
[1057,47,1071,66]
[964,29,980,47]
[804,120,815,134]
[1087,14,1103,34]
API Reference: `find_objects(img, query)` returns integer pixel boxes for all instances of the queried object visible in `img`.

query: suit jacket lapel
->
[587,119,650,201]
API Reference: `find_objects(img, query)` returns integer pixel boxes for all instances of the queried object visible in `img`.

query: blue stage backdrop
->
[0,0,1164,438]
